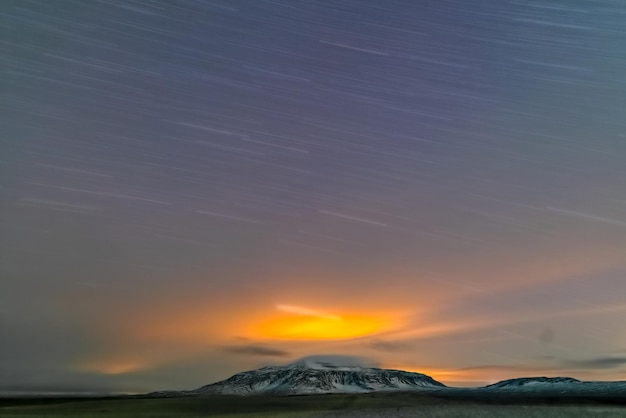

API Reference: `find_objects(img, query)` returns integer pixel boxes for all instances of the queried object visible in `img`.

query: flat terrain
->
[1,392,625,418]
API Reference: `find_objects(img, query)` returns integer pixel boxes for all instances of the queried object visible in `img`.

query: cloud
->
[369,339,411,352]
[275,304,340,319]
[457,364,551,372]
[538,327,556,345]
[222,345,289,357]
[291,354,379,368]
[566,357,626,369]
[448,356,626,383]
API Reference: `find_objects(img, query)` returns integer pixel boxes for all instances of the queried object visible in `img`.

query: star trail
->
[2,0,626,392]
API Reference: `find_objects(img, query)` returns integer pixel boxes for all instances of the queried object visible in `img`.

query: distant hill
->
[484,377,582,389]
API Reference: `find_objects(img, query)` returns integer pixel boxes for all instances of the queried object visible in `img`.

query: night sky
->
[2,0,626,393]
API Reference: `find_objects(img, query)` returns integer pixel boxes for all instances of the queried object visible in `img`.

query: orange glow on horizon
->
[253,305,394,340]
[78,359,147,375]
[384,364,494,386]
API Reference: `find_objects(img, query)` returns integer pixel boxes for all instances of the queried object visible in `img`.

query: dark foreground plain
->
[2,392,626,418]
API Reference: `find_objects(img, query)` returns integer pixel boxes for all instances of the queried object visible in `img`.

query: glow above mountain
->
[252,304,393,340]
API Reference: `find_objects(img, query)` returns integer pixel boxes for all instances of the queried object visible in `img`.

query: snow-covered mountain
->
[480,377,626,397]
[484,377,581,389]
[191,359,446,396]
[147,358,626,398]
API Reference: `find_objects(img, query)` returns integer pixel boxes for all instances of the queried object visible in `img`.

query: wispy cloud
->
[369,339,411,352]
[565,357,626,369]
[276,304,340,320]
[222,345,289,357]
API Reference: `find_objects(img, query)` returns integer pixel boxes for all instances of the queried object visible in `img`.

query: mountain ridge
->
[147,359,626,398]
[191,359,446,396]
[485,376,582,389]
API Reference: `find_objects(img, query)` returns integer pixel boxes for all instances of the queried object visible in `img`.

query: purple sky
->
[2,0,626,393]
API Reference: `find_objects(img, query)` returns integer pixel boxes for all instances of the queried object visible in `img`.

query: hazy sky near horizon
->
[2,0,626,393]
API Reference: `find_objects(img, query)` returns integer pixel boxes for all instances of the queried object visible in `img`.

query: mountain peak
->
[193,360,445,396]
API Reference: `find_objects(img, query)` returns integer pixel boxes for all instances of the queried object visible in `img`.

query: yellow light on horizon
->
[254,304,390,340]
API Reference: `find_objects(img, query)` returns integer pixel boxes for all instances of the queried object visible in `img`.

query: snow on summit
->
[192,356,446,396]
